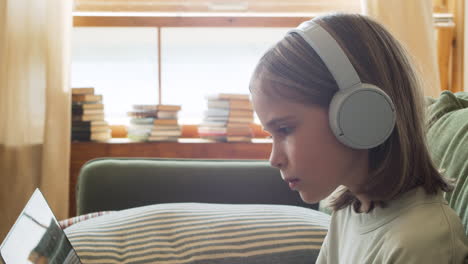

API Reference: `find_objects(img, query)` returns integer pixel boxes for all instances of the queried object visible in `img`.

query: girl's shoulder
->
[382,201,468,263]
[332,188,462,237]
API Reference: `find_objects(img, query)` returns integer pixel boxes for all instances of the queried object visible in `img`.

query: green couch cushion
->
[426,91,468,235]
[77,159,315,215]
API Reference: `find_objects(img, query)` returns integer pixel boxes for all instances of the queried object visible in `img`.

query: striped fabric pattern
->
[59,211,114,229]
[65,203,330,264]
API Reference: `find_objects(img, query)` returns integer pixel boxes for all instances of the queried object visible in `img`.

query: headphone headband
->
[288,21,361,90]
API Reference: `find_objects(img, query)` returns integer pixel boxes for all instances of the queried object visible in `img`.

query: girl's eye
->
[276,126,294,135]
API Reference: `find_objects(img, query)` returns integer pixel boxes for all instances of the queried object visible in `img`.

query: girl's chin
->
[298,192,323,205]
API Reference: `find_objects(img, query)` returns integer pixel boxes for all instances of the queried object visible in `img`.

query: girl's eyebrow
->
[264,116,296,131]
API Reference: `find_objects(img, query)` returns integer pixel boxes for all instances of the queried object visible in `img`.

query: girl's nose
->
[269,143,286,169]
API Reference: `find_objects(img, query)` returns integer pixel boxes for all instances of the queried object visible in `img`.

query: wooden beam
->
[433,0,449,12]
[451,0,465,92]
[73,13,316,27]
[157,27,162,104]
[436,24,455,91]
[73,0,360,13]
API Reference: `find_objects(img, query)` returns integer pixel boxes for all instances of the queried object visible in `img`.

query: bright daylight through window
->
[71,0,361,125]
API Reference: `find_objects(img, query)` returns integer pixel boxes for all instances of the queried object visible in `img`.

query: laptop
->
[0,189,82,264]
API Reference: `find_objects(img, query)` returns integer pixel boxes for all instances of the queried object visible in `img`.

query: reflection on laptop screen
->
[0,189,81,264]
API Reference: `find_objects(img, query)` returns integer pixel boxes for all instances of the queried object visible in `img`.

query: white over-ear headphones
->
[288,20,396,149]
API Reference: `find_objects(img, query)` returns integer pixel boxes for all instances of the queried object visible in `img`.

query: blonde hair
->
[250,13,452,211]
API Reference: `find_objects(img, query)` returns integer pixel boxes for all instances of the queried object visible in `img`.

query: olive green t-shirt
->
[316,187,468,263]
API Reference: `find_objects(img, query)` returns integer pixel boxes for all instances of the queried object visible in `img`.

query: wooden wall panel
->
[434,0,465,92]
[436,25,455,91]
[73,15,315,27]
[450,0,464,92]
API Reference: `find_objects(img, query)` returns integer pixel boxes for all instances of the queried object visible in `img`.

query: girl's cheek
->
[284,137,295,157]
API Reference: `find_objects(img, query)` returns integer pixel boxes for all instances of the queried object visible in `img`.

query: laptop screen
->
[0,189,81,264]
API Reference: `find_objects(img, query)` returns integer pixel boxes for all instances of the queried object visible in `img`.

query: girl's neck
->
[355,194,373,213]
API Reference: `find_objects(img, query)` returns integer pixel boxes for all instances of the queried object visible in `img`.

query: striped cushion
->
[65,203,330,264]
[59,211,115,229]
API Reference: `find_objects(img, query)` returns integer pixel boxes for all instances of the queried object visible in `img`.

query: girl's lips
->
[287,179,300,190]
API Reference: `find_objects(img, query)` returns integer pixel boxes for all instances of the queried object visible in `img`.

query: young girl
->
[249,13,468,263]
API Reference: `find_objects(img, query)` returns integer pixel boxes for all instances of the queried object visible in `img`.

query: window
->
[72,26,289,124]
[72,27,159,125]
[72,0,361,125]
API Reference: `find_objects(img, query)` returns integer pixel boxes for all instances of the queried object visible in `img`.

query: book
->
[133,104,182,112]
[154,119,178,126]
[72,114,105,122]
[72,103,104,110]
[130,117,155,125]
[71,87,95,95]
[200,121,248,128]
[156,105,181,111]
[198,126,252,135]
[205,109,254,118]
[156,111,179,119]
[150,130,182,137]
[128,124,154,131]
[131,104,158,110]
[199,135,228,142]
[127,104,181,142]
[152,125,181,131]
[72,126,110,133]
[147,136,179,142]
[90,132,111,142]
[198,131,251,137]
[72,108,104,116]
[70,89,109,142]
[127,110,158,118]
[207,99,253,110]
[72,120,108,128]
[204,116,254,123]
[71,130,111,141]
[127,130,151,137]
[227,136,252,142]
[206,93,250,101]
[72,94,102,103]
[71,129,111,137]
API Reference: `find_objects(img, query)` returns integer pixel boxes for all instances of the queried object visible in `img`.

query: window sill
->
[73,137,272,144]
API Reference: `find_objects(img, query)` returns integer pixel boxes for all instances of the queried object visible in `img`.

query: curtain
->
[361,0,441,97]
[0,0,72,240]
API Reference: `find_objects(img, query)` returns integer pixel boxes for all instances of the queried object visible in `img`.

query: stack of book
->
[199,93,254,142]
[434,13,454,26]
[127,104,182,142]
[71,87,110,141]
[149,105,182,142]
[127,105,157,142]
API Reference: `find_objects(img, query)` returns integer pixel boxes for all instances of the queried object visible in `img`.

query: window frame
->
[73,0,360,13]
[72,12,317,124]
[73,12,316,28]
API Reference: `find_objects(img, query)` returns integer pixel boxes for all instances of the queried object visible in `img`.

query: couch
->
[75,159,317,215]
[64,91,468,264]
[67,159,329,263]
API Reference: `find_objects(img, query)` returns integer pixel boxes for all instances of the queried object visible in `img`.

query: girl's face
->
[252,91,369,204]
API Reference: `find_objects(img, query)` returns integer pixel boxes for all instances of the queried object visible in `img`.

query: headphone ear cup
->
[329,83,396,149]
